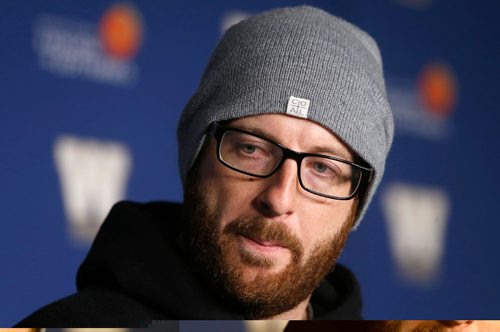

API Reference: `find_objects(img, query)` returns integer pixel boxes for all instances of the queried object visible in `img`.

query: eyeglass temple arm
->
[208,122,220,136]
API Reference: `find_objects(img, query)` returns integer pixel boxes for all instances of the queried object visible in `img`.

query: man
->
[17,5,393,325]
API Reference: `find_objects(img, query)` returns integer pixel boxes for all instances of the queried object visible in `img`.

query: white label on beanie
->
[287,96,310,119]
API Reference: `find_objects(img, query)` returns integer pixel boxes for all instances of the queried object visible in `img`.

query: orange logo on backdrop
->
[99,3,143,60]
[417,62,458,119]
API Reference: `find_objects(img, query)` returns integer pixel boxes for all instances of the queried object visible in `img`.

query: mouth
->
[239,233,288,252]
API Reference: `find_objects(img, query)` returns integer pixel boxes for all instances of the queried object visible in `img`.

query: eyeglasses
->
[209,122,373,200]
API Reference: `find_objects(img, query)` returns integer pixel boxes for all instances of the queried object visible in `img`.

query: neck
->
[266,297,311,320]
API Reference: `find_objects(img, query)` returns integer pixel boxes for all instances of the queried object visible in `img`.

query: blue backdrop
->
[1,0,499,326]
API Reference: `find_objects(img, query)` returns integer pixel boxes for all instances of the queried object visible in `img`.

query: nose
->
[255,159,298,218]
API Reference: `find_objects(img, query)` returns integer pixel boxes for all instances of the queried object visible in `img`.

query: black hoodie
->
[16,201,362,327]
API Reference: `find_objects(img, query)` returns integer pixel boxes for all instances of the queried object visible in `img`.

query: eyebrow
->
[232,125,354,161]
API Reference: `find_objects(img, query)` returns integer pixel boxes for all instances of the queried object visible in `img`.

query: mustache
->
[224,216,303,259]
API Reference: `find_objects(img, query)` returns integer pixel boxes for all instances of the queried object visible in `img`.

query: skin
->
[195,113,356,319]
[397,320,500,332]
[284,321,500,331]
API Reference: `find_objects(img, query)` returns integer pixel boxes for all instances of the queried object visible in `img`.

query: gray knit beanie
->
[177,6,394,229]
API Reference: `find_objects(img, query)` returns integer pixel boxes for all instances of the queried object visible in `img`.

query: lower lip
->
[240,235,286,253]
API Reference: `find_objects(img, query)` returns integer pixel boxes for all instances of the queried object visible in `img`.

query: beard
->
[182,180,357,319]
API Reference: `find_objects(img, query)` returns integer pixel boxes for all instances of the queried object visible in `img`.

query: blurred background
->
[1,0,499,326]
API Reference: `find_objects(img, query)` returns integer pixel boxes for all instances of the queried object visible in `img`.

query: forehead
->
[226,114,354,161]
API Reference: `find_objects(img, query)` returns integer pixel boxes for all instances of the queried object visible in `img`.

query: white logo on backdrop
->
[382,182,450,285]
[54,135,132,244]
[220,10,251,35]
[33,14,138,86]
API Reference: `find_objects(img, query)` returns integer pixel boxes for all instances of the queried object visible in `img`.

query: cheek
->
[212,181,255,220]
[298,200,353,252]
[199,156,260,226]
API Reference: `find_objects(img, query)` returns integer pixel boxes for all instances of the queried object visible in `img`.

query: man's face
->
[183,114,358,318]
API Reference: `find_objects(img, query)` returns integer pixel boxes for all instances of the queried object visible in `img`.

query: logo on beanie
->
[287,96,310,119]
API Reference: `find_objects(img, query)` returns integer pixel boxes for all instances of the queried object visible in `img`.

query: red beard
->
[183,183,356,318]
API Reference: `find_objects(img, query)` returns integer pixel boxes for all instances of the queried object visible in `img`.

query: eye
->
[313,162,328,173]
[312,161,335,175]
[303,157,341,179]
[241,144,257,154]
[235,142,271,159]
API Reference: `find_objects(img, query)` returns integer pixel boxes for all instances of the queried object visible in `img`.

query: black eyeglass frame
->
[209,122,374,200]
